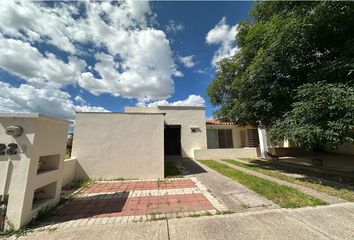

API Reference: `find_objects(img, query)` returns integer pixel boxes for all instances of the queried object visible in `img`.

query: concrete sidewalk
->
[168,158,279,212]
[9,202,354,240]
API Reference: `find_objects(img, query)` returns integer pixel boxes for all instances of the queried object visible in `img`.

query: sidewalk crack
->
[166,218,171,240]
[287,211,336,240]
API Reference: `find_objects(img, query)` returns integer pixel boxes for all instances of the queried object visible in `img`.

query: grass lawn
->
[224,159,354,202]
[200,160,327,208]
[238,158,354,184]
[164,161,183,178]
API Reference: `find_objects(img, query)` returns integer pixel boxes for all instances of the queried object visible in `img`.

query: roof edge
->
[76,112,165,115]
[0,113,72,124]
[157,106,205,110]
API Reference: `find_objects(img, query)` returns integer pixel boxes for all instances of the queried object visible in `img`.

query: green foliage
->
[207,1,354,147]
[0,227,32,238]
[65,178,95,191]
[270,82,354,149]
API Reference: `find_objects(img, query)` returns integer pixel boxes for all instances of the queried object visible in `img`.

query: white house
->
[0,108,262,229]
[72,106,261,179]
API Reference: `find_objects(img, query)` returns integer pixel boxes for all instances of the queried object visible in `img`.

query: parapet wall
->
[194,148,260,160]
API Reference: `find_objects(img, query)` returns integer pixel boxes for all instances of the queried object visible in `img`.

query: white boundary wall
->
[194,148,259,160]
[72,113,165,179]
[62,158,77,186]
[0,114,69,229]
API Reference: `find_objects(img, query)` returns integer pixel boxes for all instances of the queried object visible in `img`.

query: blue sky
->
[0,1,252,120]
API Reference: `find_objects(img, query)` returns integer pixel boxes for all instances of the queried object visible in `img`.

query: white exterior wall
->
[194,148,259,160]
[71,113,164,179]
[62,158,77,186]
[0,114,69,229]
[258,127,268,158]
[125,106,207,158]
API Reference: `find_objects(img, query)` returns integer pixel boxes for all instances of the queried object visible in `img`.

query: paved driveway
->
[167,158,279,212]
[37,178,227,229]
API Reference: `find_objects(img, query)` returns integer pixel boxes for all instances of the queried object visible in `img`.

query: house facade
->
[125,106,207,158]
[72,106,261,179]
[205,119,260,149]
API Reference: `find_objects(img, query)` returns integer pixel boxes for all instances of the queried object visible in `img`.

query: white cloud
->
[146,95,205,107]
[0,1,179,103]
[0,1,77,53]
[0,36,86,87]
[0,1,152,54]
[178,55,196,68]
[206,17,238,66]
[173,70,184,77]
[0,0,188,119]
[74,96,86,106]
[0,82,108,120]
[166,20,184,33]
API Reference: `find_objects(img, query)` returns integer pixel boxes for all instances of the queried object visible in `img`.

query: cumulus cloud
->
[0,36,86,87]
[77,28,176,101]
[178,55,196,68]
[0,1,152,54]
[0,82,109,120]
[74,96,87,106]
[206,17,238,66]
[0,1,185,118]
[146,95,205,107]
[0,1,178,102]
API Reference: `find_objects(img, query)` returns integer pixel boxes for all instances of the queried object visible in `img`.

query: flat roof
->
[0,113,72,124]
[125,106,205,110]
[76,112,165,115]
[157,106,205,110]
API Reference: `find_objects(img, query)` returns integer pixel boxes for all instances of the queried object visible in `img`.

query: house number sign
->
[0,143,18,155]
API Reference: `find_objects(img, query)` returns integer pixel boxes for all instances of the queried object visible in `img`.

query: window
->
[217,129,233,148]
[240,129,259,147]
[247,129,259,147]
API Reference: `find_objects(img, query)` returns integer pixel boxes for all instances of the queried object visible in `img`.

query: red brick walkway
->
[84,179,196,194]
[54,193,213,221]
[50,179,219,223]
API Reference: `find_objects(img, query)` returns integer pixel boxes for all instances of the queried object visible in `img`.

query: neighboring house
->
[71,106,262,179]
[206,119,260,149]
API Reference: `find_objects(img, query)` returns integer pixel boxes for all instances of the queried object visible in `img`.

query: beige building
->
[0,114,69,229]
[72,112,165,179]
[124,106,207,158]
[72,106,260,179]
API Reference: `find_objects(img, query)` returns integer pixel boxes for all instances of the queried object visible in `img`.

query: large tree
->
[207,1,354,148]
[270,82,354,149]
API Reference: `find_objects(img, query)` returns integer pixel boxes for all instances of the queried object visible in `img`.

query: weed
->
[216,210,234,215]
